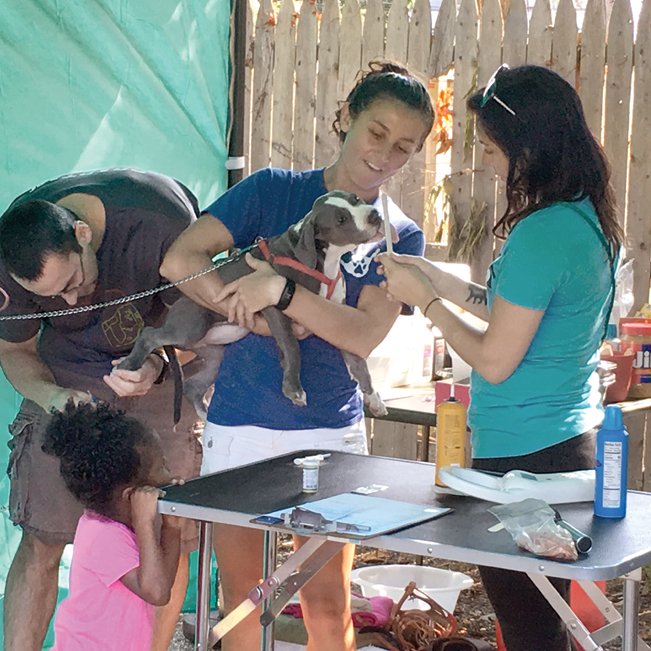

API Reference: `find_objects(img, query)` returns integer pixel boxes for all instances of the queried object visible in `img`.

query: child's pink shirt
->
[51,511,155,651]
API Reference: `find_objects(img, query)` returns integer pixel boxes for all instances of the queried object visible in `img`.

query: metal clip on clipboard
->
[284,506,372,535]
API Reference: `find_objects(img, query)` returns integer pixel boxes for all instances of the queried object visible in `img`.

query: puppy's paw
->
[283,384,307,407]
[366,392,388,417]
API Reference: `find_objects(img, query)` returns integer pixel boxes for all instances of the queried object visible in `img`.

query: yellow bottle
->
[435,388,467,487]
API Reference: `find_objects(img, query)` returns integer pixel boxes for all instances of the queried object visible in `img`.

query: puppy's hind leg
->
[339,350,388,417]
[261,306,306,407]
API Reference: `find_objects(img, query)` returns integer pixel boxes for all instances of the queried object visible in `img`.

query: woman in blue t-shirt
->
[379,65,623,651]
[162,63,434,651]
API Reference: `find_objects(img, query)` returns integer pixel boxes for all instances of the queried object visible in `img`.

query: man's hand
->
[104,354,162,397]
[46,387,95,413]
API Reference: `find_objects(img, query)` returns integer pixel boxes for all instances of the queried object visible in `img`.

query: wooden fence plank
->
[250,0,274,172]
[271,0,296,169]
[428,0,457,77]
[527,0,553,65]
[338,0,363,101]
[627,0,651,311]
[371,420,419,460]
[503,0,528,67]
[362,0,386,65]
[472,0,503,280]
[449,0,479,273]
[384,0,411,207]
[604,0,633,220]
[552,0,579,86]
[386,0,410,65]
[315,0,341,168]
[624,412,646,490]
[402,0,432,225]
[243,0,254,177]
[579,0,606,138]
[293,0,318,170]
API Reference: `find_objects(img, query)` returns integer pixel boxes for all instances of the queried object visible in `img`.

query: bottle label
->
[303,467,319,492]
[622,342,651,384]
[602,440,623,508]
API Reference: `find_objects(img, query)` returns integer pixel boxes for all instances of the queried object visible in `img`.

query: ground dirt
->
[169,536,651,650]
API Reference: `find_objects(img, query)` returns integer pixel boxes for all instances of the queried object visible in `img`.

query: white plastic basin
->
[351,564,473,613]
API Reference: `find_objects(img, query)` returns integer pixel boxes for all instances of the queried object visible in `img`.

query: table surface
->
[159,450,651,582]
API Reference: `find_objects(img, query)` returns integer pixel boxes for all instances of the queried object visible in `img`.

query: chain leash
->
[0,257,234,322]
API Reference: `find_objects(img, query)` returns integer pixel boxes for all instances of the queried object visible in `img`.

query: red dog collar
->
[258,240,342,300]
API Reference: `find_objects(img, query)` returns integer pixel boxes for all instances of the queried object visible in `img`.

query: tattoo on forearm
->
[466,285,487,305]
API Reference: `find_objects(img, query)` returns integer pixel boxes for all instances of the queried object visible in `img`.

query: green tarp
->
[0,1,230,647]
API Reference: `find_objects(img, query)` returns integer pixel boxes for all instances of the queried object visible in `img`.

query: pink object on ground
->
[282,595,394,628]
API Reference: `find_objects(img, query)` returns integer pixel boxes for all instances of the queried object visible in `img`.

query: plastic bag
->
[488,498,578,561]
[611,258,634,325]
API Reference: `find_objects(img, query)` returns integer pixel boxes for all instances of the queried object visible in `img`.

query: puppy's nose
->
[368,208,382,226]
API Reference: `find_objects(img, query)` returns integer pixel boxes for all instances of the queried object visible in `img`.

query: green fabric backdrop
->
[0,1,230,647]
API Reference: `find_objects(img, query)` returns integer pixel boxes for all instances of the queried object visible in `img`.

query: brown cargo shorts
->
[6,373,203,551]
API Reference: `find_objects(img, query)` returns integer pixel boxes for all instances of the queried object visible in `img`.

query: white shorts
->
[201,419,368,475]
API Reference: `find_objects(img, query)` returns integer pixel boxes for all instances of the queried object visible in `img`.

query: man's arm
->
[0,335,91,412]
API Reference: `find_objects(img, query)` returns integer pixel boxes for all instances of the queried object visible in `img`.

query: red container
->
[434,378,470,409]
[495,581,606,651]
[600,352,634,403]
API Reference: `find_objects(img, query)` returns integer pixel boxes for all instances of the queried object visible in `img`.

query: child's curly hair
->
[42,400,151,516]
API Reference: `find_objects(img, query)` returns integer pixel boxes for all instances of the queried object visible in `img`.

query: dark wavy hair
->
[333,61,435,151]
[467,64,623,253]
[0,200,82,281]
[42,401,152,518]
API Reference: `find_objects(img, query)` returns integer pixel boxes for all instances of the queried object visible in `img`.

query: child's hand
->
[129,485,164,530]
[159,478,185,529]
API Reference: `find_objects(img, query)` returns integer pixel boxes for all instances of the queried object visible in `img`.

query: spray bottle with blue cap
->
[594,404,628,518]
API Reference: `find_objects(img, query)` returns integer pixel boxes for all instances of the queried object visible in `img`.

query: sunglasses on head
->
[479,64,517,116]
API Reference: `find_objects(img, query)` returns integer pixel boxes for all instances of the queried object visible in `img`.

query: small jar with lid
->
[619,321,651,398]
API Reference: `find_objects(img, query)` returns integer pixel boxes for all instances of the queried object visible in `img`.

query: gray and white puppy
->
[118,190,389,420]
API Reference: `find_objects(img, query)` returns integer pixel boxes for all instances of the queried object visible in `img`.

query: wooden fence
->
[238,0,651,488]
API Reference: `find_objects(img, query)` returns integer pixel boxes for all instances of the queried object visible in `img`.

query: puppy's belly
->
[198,323,251,346]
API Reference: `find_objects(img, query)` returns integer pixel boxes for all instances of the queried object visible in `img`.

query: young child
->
[42,400,183,651]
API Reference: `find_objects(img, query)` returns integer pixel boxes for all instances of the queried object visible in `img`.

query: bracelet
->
[276,278,296,311]
[150,350,170,385]
[423,296,442,318]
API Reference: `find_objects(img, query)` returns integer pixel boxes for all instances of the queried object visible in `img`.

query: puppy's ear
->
[294,213,318,269]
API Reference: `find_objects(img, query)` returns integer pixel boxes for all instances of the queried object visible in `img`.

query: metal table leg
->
[527,573,603,651]
[211,536,329,642]
[622,569,647,651]
[261,530,278,651]
[195,521,214,651]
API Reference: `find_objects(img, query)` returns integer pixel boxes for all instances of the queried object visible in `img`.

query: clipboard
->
[251,492,452,539]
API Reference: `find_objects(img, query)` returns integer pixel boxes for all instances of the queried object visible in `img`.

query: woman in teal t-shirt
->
[379,65,623,651]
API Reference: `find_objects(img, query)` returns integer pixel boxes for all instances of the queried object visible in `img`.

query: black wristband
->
[276,278,296,311]
[150,350,169,384]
